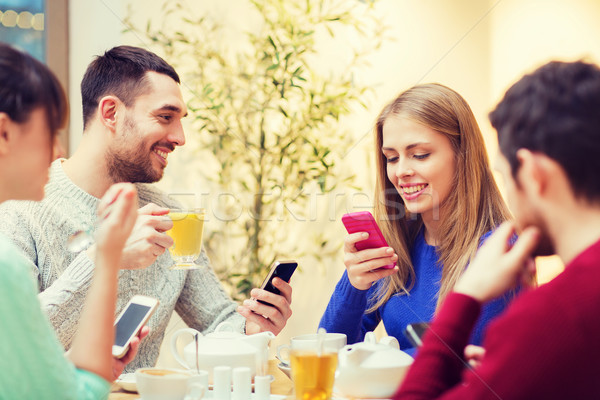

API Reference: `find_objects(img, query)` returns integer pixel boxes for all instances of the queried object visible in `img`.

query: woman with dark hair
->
[320,84,518,352]
[0,42,143,399]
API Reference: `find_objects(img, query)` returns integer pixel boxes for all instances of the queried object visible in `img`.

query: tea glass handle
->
[276,344,291,365]
[170,328,202,370]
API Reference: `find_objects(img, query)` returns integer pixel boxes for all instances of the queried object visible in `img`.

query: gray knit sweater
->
[0,159,244,371]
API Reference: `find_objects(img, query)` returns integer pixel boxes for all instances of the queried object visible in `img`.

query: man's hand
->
[454,222,539,303]
[238,278,292,335]
[110,326,150,381]
[464,345,485,369]
[119,203,173,269]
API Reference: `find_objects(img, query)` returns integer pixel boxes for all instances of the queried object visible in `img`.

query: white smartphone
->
[112,295,159,359]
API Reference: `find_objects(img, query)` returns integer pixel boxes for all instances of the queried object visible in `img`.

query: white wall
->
[68,0,124,150]
[489,0,600,282]
[490,0,600,101]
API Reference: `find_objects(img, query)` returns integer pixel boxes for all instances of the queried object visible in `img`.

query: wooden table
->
[109,359,293,399]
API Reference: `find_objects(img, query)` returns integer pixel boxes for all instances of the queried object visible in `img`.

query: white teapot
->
[170,322,275,382]
[335,332,413,399]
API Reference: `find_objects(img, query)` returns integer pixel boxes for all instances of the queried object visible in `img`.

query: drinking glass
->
[290,346,338,400]
[166,208,206,270]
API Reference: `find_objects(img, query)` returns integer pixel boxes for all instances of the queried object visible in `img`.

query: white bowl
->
[335,365,411,399]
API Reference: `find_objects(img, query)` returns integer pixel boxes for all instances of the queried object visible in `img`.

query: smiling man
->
[0,46,292,372]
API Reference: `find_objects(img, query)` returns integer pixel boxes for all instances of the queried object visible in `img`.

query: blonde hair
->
[369,83,510,313]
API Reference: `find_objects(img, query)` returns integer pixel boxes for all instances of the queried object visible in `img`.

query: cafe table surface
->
[109,359,293,400]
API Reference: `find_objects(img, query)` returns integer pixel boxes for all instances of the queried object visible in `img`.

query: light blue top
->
[0,233,110,400]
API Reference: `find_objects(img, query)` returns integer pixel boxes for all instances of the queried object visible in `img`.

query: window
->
[1,0,69,153]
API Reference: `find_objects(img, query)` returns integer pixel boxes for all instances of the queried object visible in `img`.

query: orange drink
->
[290,351,338,400]
[167,209,205,270]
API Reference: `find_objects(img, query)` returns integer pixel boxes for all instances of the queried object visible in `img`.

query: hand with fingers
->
[344,232,399,290]
[238,277,293,336]
[454,221,540,303]
[464,344,486,369]
[118,203,174,269]
[110,326,150,380]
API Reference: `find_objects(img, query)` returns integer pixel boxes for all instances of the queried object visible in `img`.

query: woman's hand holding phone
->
[110,325,150,380]
[344,232,399,290]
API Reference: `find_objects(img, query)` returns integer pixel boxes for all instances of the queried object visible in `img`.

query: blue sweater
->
[319,229,515,353]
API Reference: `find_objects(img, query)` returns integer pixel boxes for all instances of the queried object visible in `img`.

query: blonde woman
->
[320,84,516,352]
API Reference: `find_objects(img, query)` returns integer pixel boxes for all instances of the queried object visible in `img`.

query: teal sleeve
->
[75,369,111,400]
[0,234,109,400]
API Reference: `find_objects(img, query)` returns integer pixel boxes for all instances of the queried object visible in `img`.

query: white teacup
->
[276,333,347,365]
[135,368,206,400]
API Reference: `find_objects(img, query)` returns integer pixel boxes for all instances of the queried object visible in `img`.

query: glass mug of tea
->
[166,208,206,270]
[289,341,339,400]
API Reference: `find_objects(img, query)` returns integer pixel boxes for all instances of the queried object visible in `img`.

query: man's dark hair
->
[0,42,67,136]
[81,45,180,129]
[490,60,600,203]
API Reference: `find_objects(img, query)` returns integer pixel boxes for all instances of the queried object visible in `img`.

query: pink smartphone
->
[341,211,395,269]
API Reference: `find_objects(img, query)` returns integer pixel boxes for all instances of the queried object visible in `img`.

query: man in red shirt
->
[395,60,600,399]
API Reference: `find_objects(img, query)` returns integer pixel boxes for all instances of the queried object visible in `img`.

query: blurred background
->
[2,0,599,366]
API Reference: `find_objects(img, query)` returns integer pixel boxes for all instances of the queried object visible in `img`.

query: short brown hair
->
[81,45,180,129]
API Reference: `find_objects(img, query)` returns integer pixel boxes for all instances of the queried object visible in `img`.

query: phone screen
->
[404,322,430,348]
[262,262,297,293]
[114,303,152,346]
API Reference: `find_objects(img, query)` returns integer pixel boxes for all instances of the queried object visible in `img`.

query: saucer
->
[277,363,291,379]
[115,372,137,392]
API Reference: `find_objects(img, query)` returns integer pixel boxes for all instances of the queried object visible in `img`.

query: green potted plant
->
[125,0,387,299]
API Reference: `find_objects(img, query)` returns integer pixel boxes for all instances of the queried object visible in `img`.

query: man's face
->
[496,152,554,256]
[106,71,187,183]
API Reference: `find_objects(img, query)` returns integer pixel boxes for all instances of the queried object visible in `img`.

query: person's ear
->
[97,96,120,133]
[0,113,13,156]
[516,149,545,197]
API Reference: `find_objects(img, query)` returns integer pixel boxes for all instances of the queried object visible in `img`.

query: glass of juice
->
[290,348,338,400]
[166,208,206,270]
